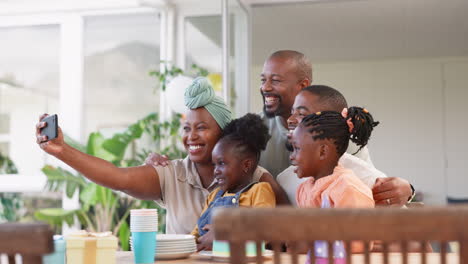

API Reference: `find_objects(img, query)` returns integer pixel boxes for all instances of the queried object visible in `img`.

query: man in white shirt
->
[278,85,391,205]
[259,51,414,206]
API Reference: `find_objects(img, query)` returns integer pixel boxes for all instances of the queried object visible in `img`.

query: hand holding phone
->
[36,114,65,156]
[40,114,58,142]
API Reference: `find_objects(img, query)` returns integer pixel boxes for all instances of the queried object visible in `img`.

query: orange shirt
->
[296,166,374,253]
[296,165,374,209]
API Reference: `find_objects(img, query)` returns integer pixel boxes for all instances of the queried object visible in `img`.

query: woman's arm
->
[36,114,162,201]
[258,173,290,205]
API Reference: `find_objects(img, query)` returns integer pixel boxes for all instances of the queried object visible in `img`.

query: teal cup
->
[132,231,157,264]
[42,235,65,264]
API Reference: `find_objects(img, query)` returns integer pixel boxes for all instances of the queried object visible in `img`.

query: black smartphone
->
[40,114,58,142]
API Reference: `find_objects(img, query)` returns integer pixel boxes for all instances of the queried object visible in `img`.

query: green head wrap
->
[184,77,232,130]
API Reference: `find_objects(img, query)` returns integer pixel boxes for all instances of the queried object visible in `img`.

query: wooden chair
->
[213,206,468,264]
[0,223,54,264]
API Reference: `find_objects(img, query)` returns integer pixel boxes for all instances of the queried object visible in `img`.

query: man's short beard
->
[262,96,283,118]
[263,106,277,118]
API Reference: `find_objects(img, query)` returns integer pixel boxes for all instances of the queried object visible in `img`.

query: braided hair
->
[300,107,379,156]
[220,113,271,161]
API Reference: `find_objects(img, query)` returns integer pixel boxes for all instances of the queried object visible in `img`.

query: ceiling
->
[252,0,468,65]
[2,0,467,65]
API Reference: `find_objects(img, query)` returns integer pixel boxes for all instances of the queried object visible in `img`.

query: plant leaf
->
[102,113,157,159]
[118,218,130,250]
[34,208,80,228]
[80,183,99,210]
[64,134,86,152]
[42,165,87,198]
[86,132,117,162]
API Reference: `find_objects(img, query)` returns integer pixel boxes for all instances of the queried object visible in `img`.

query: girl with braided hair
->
[292,107,379,208]
[291,107,379,256]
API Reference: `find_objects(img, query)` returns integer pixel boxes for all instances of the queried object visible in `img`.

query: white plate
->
[155,251,195,260]
[156,243,196,248]
[130,234,195,242]
[130,247,197,253]
[130,247,197,255]
[129,244,196,252]
[130,239,195,247]
[157,243,195,248]
[198,250,274,262]
[156,245,196,250]
[130,245,196,253]
[156,247,197,253]
[157,234,194,241]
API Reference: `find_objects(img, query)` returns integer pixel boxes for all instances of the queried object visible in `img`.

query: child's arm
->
[259,172,291,205]
[335,186,375,209]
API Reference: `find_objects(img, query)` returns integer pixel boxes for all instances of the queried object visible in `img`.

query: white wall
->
[443,61,468,199]
[250,56,468,205]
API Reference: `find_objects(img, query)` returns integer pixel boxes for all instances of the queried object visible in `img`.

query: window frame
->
[0,7,162,193]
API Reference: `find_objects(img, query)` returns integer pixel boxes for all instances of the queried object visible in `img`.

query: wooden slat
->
[213,207,468,242]
[421,241,427,264]
[327,241,334,264]
[460,241,468,264]
[309,241,316,264]
[273,242,281,264]
[401,241,408,264]
[364,241,370,264]
[345,241,352,264]
[288,241,298,264]
[441,241,448,264]
[22,255,43,264]
[256,241,263,264]
[212,206,468,264]
[382,242,389,264]
[8,255,16,264]
[229,241,246,264]
[0,223,53,255]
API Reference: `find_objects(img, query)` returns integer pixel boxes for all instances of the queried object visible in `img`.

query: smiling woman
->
[35,77,286,238]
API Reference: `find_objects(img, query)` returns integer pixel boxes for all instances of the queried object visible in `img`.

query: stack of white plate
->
[130,234,196,260]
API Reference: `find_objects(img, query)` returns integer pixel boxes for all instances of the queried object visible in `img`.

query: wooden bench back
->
[0,223,54,264]
[213,206,468,264]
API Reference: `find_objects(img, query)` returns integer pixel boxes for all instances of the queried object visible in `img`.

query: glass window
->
[228,0,249,116]
[0,113,9,134]
[83,13,161,138]
[185,15,222,75]
[0,142,9,156]
[0,25,60,175]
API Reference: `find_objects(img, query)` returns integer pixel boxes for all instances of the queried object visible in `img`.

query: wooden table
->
[116,251,459,264]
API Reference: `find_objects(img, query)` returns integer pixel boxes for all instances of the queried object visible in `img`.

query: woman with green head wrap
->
[184,77,232,130]
[35,77,287,238]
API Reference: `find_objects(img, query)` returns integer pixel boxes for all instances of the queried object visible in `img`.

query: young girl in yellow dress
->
[191,113,276,251]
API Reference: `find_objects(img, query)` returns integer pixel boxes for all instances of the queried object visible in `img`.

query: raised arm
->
[36,114,162,201]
